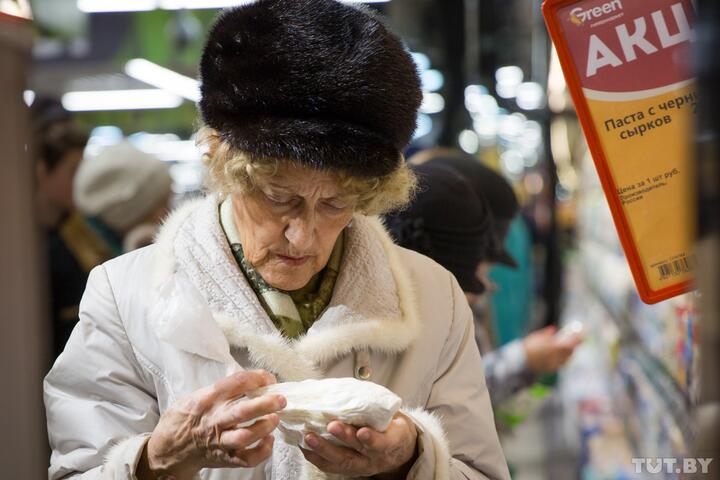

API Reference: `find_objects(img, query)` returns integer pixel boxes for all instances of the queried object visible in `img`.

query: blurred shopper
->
[486,216,535,345]
[73,140,173,257]
[386,160,581,406]
[32,101,83,229]
[31,100,104,357]
[39,135,172,357]
[413,148,531,345]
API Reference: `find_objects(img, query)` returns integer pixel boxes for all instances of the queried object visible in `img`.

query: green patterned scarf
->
[220,198,343,339]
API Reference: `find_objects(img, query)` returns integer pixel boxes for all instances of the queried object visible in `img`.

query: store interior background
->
[1,0,718,478]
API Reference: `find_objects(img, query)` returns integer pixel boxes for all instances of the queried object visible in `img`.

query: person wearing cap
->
[431,153,534,349]
[391,150,581,406]
[44,2,510,480]
[409,148,520,272]
[410,148,526,348]
[41,137,173,357]
[385,162,496,299]
[73,140,173,255]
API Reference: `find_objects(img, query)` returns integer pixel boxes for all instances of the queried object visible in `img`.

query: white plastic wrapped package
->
[249,378,402,448]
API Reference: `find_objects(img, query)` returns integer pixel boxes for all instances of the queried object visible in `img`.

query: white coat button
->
[356,365,372,380]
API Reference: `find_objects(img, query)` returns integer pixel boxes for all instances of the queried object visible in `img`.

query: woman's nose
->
[285,213,315,252]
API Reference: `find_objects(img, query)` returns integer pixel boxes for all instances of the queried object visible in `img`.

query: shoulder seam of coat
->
[435,270,458,381]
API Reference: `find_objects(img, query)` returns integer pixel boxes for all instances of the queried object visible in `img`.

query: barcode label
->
[657,256,694,279]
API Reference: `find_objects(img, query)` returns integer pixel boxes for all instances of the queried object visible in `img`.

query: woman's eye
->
[266,193,296,206]
[323,201,348,211]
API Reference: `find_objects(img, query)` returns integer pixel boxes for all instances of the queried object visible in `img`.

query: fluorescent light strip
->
[78,0,389,13]
[77,0,156,13]
[420,92,444,114]
[62,89,183,111]
[125,59,201,102]
[158,0,254,8]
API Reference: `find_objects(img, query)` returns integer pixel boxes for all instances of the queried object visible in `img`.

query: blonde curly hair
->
[197,127,416,216]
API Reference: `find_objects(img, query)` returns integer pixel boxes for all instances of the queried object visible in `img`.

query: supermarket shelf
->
[578,239,698,402]
[557,286,691,480]
[587,273,695,417]
[563,247,696,461]
[619,346,695,451]
[558,272,640,478]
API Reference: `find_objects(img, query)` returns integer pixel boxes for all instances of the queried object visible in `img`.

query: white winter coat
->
[44,195,510,480]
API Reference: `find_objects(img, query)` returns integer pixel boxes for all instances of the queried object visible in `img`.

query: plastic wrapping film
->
[249,378,402,448]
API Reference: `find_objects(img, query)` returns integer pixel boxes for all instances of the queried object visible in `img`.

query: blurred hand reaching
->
[524,325,583,374]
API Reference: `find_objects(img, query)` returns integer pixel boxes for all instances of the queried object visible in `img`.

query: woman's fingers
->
[212,370,277,402]
[301,415,418,476]
[231,434,275,467]
[216,394,286,429]
[303,433,367,473]
[153,371,281,473]
[300,447,336,472]
[219,413,280,450]
[356,426,384,450]
[206,434,275,468]
[327,421,364,452]
[357,414,409,451]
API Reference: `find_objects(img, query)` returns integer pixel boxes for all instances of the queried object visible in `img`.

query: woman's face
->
[231,162,356,291]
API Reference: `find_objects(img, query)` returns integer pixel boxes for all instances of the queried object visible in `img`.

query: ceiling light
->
[411,52,431,72]
[62,89,183,111]
[459,130,479,154]
[495,66,524,99]
[421,69,444,92]
[414,114,433,139]
[125,58,200,102]
[420,92,445,114]
[501,149,525,175]
[78,0,389,13]
[515,82,546,110]
[495,66,523,86]
[77,0,156,13]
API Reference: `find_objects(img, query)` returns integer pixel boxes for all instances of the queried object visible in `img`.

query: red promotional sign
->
[544,0,696,303]
[559,0,692,91]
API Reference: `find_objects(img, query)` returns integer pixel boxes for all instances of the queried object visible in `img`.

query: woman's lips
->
[276,254,311,266]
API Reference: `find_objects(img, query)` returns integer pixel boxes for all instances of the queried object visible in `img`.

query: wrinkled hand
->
[137,370,286,479]
[524,326,583,374]
[300,412,418,478]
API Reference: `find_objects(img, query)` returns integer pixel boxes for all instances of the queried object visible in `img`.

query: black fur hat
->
[199,0,422,178]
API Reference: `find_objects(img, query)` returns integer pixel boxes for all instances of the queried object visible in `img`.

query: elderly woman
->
[44,1,509,479]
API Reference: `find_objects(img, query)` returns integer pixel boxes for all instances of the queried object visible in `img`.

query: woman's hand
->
[137,370,286,479]
[299,412,419,478]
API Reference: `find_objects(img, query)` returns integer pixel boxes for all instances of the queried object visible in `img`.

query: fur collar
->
[152,195,420,381]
